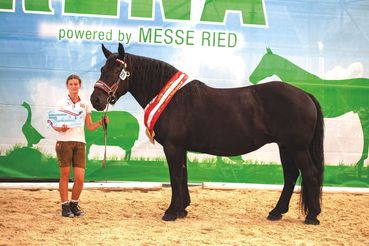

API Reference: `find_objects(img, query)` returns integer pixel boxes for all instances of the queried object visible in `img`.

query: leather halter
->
[94,58,130,104]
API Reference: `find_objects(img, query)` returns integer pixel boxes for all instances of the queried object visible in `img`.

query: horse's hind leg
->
[268,145,299,221]
[294,150,321,225]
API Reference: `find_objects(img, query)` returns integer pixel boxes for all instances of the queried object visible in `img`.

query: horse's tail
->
[301,93,325,214]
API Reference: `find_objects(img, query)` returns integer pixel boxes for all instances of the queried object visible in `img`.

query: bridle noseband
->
[94,58,130,104]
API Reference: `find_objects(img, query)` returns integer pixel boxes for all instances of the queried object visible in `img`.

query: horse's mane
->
[125,53,179,107]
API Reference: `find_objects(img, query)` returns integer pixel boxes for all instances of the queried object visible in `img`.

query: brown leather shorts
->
[55,141,86,169]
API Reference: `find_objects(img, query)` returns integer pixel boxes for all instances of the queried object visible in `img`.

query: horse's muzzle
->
[90,92,107,111]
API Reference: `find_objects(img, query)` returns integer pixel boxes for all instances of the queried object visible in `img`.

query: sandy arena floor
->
[0,187,368,245]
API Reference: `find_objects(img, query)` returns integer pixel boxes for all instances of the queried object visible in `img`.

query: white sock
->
[70,199,79,203]
[61,201,69,205]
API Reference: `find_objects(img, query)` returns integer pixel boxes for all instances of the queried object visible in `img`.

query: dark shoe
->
[69,201,85,216]
[62,203,74,218]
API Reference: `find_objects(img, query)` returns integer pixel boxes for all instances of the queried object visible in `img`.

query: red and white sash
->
[144,71,189,143]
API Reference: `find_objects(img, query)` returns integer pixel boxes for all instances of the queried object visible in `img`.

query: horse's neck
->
[127,54,178,108]
[274,55,321,83]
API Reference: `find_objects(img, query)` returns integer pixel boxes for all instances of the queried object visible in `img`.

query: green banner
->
[0,0,368,187]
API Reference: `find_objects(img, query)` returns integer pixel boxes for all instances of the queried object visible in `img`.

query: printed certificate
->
[47,109,84,128]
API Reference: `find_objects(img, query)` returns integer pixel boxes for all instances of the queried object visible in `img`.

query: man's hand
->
[102,116,109,128]
[60,124,69,132]
[52,124,69,132]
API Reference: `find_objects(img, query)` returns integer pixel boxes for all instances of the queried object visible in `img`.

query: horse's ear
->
[102,44,112,59]
[266,47,273,54]
[118,43,125,59]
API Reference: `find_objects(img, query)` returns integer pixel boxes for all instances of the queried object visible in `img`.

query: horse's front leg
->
[182,162,191,210]
[162,143,188,221]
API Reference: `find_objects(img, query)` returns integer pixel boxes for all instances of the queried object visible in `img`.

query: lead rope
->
[96,58,129,168]
[101,96,111,168]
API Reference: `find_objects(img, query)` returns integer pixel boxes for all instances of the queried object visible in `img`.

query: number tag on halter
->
[119,69,130,80]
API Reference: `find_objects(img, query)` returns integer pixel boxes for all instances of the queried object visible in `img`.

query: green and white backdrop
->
[0,0,368,187]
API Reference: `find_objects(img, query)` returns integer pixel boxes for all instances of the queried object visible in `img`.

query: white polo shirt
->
[55,96,91,143]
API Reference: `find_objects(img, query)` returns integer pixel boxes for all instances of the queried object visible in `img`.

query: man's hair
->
[66,74,82,85]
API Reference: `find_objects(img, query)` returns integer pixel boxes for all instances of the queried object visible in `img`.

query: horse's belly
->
[188,127,267,156]
[189,142,262,156]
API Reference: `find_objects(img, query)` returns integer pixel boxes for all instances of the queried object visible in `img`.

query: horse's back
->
[157,80,318,155]
[156,81,267,154]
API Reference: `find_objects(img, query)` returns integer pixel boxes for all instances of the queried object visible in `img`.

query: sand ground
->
[0,187,368,245]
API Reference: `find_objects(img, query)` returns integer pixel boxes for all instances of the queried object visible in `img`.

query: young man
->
[53,74,108,217]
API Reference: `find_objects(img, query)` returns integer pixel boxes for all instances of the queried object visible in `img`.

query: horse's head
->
[249,48,275,84]
[90,43,131,111]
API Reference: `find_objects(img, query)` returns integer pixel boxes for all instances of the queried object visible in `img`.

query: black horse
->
[90,43,324,225]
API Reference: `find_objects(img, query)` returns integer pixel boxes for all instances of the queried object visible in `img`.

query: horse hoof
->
[304,218,320,225]
[177,210,188,218]
[267,213,282,221]
[162,213,177,221]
